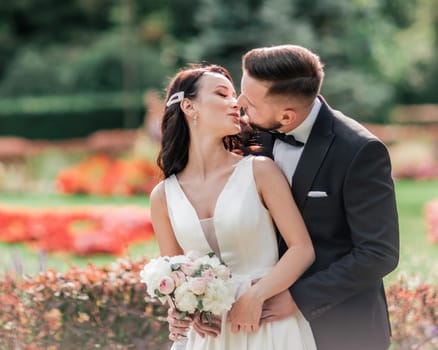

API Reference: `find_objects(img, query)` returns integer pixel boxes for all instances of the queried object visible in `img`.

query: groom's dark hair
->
[242,45,325,99]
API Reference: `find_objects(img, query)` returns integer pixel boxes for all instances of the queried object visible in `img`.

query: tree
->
[389,0,438,104]
[300,0,435,119]
[181,0,268,80]
[0,0,114,79]
[183,0,435,122]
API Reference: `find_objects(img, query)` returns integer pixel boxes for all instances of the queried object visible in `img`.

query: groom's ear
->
[279,108,297,127]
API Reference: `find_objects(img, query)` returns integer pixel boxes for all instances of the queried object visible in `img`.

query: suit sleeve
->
[290,140,399,321]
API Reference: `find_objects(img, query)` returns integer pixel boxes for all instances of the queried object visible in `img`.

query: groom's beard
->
[248,120,282,133]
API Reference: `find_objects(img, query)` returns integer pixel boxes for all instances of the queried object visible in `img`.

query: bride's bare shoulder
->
[150,180,166,207]
[252,155,278,173]
[251,155,289,191]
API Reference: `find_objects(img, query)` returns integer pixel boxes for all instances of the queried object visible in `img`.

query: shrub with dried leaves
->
[0,258,170,350]
[1,259,436,350]
[387,277,437,350]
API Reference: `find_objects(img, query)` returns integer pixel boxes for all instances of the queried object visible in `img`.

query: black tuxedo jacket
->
[255,97,399,350]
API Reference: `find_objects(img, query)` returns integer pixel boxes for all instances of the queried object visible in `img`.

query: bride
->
[149,64,316,350]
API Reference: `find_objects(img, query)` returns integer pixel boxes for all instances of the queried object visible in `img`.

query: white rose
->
[202,279,235,315]
[214,265,231,280]
[196,255,221,268]
[140,257,172,297]
[169,255,191,265]
[174,282,198,314]
[185,250,203,261]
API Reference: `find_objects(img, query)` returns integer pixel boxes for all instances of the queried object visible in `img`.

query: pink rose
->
[170,270,186,287]
[180,262,197,276]
[201,268,215,281]
[188,277,208,295]
[158,276,175,295]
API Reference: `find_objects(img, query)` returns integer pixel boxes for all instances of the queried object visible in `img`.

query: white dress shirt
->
[273,98,322,185]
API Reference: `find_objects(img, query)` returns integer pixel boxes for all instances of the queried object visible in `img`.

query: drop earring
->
[192,114,198,126]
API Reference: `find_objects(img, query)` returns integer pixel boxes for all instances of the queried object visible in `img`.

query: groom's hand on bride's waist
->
[260,289,298,324]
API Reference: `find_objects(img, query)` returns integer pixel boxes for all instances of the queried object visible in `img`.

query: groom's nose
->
[236,95,247,116]
[236,94,244,107]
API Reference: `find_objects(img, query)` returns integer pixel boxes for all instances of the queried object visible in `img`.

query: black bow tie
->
[270,131,304,147]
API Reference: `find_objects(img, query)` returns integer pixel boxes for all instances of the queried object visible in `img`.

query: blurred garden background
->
[0,0,437,349]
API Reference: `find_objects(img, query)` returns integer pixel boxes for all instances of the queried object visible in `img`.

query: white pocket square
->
[307,191,328,198]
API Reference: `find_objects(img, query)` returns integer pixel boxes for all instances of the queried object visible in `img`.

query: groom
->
[168,45,399,350]
[236,45,399,350]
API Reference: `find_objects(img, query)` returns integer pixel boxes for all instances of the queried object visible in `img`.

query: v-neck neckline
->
[173,156,248,222]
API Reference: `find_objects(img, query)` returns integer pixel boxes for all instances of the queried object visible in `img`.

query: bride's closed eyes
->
[214,84,236,99]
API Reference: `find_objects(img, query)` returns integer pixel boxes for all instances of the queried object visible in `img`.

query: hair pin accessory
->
[166,91,184,107]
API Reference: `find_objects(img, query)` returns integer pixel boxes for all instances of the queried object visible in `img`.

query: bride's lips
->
[229,112,240,123]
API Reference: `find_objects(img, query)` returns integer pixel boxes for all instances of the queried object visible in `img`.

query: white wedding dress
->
[164,155,316,350]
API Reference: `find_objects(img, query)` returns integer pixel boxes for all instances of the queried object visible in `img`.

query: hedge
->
[0,258,171,350]
[0,259,436,350]
[0,93,145,140]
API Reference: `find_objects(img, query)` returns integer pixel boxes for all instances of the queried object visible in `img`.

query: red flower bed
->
[425,198,438,243]
[0,206,154,255]
[56,154,161,196]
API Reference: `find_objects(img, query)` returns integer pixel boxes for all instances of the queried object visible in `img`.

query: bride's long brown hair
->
[157,64,247,178]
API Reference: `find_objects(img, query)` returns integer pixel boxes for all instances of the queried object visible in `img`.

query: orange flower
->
[43,308,62,331]
[77,312,90,323]
[0,206,155,256]
[55,154,161,196]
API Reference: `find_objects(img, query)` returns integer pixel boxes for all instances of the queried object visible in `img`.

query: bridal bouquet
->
[140,251,235,322]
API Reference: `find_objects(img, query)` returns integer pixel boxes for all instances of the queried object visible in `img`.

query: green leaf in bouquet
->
[197,298,203,311]
[154,289,165,298]
[201,311,213,326]
[178,311,188,321]
[193,267,203,277]
[194,264,212,277]
[171,263,181,271]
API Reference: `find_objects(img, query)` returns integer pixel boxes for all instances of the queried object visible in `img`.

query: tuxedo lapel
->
[292,99,335,209]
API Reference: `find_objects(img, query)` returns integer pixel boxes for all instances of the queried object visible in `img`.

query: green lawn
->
[387,180,438,283]
[0,192,150,207]
[1,180,438,283]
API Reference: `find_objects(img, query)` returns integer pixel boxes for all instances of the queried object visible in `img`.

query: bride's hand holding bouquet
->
[140,251,235,326]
